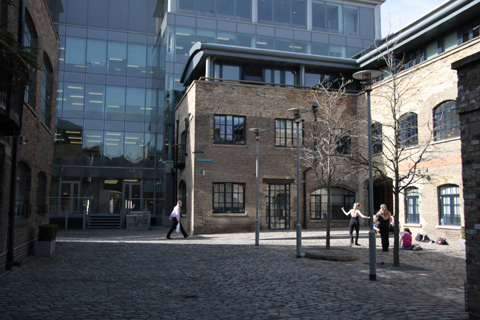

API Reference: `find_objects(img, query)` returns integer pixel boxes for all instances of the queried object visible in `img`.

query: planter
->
[459,239,466,251]
[36,240,56,257]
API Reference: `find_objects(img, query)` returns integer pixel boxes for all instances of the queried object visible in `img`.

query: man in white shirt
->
[166,200,189,239]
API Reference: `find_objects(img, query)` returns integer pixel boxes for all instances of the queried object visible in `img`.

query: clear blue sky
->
[381,0,447,37]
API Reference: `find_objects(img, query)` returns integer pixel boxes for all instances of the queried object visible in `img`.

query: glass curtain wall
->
[48,0,166,227]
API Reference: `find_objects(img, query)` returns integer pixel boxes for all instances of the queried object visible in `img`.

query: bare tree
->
[301,78,356,249]
[353,39,436,266]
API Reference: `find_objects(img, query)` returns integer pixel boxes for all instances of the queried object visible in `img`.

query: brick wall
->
[452,51,480,320]
[176,81,357,234]
[0,0,59,271]
[360,37,480,243]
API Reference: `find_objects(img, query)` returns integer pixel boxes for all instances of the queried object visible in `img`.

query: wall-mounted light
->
[200,170,205,176]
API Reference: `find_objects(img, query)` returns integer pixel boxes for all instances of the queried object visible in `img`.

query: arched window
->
[434,100,459,141]
[372,122,382,154]
[399,112,418,148]
[16,162,32,218]
[439,185,460,225]
[23,13,37,106]
[405,187,419,223]
[310,187,355,220]
[36,172,48,216]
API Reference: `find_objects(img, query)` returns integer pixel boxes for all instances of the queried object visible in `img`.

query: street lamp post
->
[353,69,383,281]
[249,128,266,246]
[287,108,309,258]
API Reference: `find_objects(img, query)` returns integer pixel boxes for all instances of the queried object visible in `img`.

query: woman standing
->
[342,203,370,247]
[375,204,392,251]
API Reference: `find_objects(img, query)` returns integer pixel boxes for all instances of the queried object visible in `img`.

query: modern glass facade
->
[47,0,380,228]
[47,0,170,228]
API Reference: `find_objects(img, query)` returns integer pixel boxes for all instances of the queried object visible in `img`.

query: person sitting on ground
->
[400,228,414,250]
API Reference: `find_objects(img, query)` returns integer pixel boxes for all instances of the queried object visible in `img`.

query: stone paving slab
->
[0,227,468,319]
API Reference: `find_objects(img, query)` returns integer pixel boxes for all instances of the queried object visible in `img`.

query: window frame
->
[213,115,246,145]
[213,182,246,213]
[405,187,419,224]
[398,112,418,148]
[439,184,460,226]
[310,187,355,220]
[275,118,303,147]
[41,57,53,127]
[433,100,459,141]
[372,122,382,154]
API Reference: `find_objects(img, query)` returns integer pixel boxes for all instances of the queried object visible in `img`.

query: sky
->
[380,0,447,37]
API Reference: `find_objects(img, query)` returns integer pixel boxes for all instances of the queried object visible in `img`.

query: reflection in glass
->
[256,36,274,50]
[312,1,326,31]
[217,31,236,45]
[236,0,251,20]
[85,84,105,119]
[106,86,125,121]
[104,132,124,159]
[312,42,328,56]
[197,29,216,44]
[124,132,145,163]
[197,0,215,16]
[343,6,359,36]
[258,0,273,23]
[237,34,255,47]
[217,0,234,18]
[293,41,309,53]
[65,37,86,72]
[178,0,195,14]
[275,39,293,52]
[107,41,127,76]
[83,130,103,162]
[87,39,107,74]
[327,3,341,33]
[63,83,84,118]
[274,0,290,26]
[127,43,147,77]
[126,87,146,122]
[292,0,306,28]
[175,27,195,62]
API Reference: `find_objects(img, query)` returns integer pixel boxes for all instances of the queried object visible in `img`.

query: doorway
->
[58,181,82,229]
[267,184,290,230]
[123,182,143,214]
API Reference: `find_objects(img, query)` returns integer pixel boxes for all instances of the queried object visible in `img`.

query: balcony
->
[173,143,186,169]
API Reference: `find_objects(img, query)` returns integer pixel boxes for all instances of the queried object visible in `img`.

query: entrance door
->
[59,181,81,229]
[267,184,290,230]
[123,182,143,215]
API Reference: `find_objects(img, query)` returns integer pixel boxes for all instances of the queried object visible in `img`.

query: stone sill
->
[211,143,247,148]
[404,223,422,228]
[213,213,248,217]
[436,225,461,230]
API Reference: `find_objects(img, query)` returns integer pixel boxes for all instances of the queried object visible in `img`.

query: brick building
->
[452,52,480,320]
[175,0,480,242]
[0,0,59,270]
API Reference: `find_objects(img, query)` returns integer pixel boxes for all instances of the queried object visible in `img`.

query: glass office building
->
[47,0,382,228]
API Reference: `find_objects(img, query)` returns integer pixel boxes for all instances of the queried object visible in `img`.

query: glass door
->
[267,184,290,230]
[59,181,81,229]
[123,182,143,214]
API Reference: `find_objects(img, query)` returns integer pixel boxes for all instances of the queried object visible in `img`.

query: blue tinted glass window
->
[105,132,124,159]
[124,132,145,163]
[87,39,107,74]
[66,0,87,25]
[294,41,309,53]
[312,42,328,56]
[127,43,147,77]
[108,0,128,30]
[217,31,236,45]
[85,84,105,120]
[197,29,216,44]
[256,36,274,49]
[274,0,290,26]
[327,3,341,33]
[237,34,255,47]
[65,37,86,72]
[147,45,158,78]
[107,41,127,76]
[178,0,195,14]
[344,6,358,36]
[276,39,293,52]
[106,86,126,121]
[175,27,195,63]
[63,83,84,119]
[83,130,104,160]
[56,81,64,118]
[222,65,240,80]
[217,0,234,18]
[359,7,374,38]
[236,0,251,21]
[126,87,146,122]
[329,45,345,57]
[88,0,108,28]
[292,0,306,29]
[258,0,273,23]
[128,0,149,32]
[434,100,459,141]
[197,0,215,17]
[312,1,326,31]
[305,73,320,87]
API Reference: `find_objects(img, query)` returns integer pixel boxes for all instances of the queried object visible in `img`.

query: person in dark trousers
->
[375,204,392,251]
[166,200,189,239]
[342,203,370,247]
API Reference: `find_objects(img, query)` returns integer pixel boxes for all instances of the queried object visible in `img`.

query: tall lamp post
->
[353,69,383,281]
[249,128,266,246]
[287,107,309,258]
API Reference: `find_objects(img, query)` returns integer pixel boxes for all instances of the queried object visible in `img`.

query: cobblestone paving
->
[0,227,468,319]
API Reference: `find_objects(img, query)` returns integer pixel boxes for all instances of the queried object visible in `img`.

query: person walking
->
[166,200,189,239]
[342,203,370,247]
[375,204,392,251]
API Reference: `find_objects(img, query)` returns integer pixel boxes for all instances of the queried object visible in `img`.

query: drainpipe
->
[302,102,318,230]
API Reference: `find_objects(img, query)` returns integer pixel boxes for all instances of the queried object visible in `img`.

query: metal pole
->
[296,120,302,258]
[367,88,377,281]
[255,134,259,246]
[6,137,19,270]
